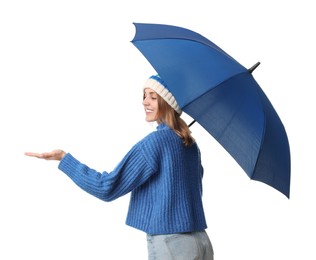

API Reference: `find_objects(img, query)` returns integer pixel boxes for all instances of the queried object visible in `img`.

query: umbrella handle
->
[248,62,260,74]
[188,120,196,127]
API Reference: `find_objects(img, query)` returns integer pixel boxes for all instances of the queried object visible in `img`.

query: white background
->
[1,0,315,259]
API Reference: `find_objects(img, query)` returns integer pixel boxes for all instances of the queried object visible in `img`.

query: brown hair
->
[156,95,195,147]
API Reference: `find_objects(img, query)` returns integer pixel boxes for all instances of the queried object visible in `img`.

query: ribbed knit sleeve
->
[58,141,157,202]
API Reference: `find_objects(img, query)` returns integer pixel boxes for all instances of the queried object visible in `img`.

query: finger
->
[24,152,43,157]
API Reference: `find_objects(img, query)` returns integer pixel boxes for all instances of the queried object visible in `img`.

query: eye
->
[150,93,158,100]
[143,91,158,101]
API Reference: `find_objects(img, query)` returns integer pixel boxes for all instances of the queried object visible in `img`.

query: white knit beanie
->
[143,75,182,115]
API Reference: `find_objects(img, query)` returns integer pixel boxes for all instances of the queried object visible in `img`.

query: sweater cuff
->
[58,153,80,178]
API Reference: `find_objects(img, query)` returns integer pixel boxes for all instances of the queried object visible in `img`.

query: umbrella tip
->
[248,62,261,74]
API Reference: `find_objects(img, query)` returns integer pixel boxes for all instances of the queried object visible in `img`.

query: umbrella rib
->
[182,71,249,112]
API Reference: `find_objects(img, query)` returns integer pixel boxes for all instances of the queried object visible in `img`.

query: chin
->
[145,116,156,122]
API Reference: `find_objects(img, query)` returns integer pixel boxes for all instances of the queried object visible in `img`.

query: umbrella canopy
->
[132,23,291,198]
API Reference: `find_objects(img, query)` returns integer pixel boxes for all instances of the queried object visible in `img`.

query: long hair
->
[156,95,195,147]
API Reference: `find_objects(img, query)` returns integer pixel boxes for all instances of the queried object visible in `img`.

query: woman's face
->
[143,88,159,122]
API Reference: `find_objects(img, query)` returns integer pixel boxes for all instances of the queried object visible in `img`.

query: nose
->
[143,96,149,106]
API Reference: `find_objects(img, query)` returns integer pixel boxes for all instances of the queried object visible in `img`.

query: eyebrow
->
[144,90,157,95]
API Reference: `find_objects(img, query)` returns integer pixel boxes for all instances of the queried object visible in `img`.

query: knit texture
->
[144,75,182,115]
[58,124,207,235]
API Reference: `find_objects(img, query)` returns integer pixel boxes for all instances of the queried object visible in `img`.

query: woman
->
[25,75,214,260]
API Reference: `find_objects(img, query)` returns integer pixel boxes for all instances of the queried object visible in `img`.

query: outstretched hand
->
[24,149,66,161]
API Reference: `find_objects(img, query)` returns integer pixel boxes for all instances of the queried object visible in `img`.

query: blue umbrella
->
[132,23,291,198]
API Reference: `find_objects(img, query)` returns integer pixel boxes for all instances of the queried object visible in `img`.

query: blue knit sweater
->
[58,123,207,235]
